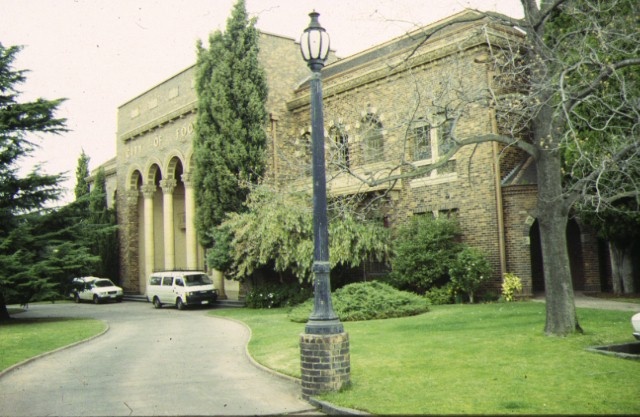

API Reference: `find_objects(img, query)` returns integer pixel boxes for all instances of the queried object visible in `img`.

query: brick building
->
[98,10,610,299]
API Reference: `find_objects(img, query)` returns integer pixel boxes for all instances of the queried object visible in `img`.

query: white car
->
[71,277,123,304]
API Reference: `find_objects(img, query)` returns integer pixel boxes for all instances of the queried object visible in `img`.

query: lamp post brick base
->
[300,332,351,399]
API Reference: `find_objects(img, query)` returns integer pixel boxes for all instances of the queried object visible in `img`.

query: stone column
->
[181,173,198,270]
[141,184,156,278]
[160,179,177,271]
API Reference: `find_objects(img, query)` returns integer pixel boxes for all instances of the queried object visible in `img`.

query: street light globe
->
[300,11,330,69]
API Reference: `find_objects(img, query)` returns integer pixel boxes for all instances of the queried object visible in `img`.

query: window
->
[412,119,432,161]
[410,115,457,187]
[162,276,173,286]
[437,208,459,219]
[438,118,454,156]
[361,113,384,163]
[295,132,312,176]
[149,276,161,286]
[330,125,350,168]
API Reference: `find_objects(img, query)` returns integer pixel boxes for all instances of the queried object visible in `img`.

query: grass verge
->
[0,316,107,372]
[211,302,640,415]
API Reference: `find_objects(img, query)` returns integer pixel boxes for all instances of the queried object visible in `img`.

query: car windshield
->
[94,279,115,287]
[184,274,212,286]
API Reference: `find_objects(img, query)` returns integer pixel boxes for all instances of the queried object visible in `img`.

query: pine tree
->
[193,0,268,248]
[0,43,67,320]
[74,149,90,202]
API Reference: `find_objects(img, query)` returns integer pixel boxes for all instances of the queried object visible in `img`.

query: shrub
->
[389,216,461,294]
[288,281,429,322]
[448,246,493,303]
[501,272,523,302]
[424,282,458,305]
[245,282,312,309]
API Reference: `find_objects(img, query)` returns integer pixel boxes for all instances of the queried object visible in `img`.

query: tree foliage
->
[389,215,461,294]
[193,0,268,248]
[0,43,68,319]
[219,185,391,283]
[549,0,640,294]
[449,246,492,303]
[74,149,90,202]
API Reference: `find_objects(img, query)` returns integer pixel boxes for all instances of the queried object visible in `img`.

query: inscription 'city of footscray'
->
[125,121,195,159]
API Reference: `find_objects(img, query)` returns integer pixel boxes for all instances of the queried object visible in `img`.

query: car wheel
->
[153,297,162,309]
[93,295,100,304]
[74,293,80,303]
[176,298,185,310]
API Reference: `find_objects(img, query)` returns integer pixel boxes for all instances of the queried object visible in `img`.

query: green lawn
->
[0,316,107,371]
[211,302,640,415]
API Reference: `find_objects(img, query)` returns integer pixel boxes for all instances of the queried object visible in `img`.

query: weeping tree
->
[329,0,639,335]
[217,184,391,283]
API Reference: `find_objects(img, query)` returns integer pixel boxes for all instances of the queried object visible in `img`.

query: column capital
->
[141,184,156,199]
[160,179,178,194]
[181,172,194,188]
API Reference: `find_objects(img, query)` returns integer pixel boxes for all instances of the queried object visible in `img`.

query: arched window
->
[361,113,384,163]
[329,124,349,168]
[295,131,312,176]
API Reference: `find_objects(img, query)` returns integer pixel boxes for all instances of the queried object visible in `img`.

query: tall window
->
[412,118,432,160]
[295,131,312,176]
[361,113,384,163]
[410,115,457,185]
[330,124,350,168]
[412,116,454,162]
[438,117,454,156]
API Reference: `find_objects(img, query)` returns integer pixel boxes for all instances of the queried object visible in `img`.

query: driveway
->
[0,302,320,416]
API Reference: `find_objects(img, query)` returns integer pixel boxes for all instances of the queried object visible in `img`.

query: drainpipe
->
[270,113,279,182]
[488,70,507,277]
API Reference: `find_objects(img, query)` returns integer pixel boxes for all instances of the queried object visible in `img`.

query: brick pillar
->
[300,332,351,399]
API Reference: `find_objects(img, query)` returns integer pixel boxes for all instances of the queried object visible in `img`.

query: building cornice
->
[287,20,523,112]
[119,101,197,142]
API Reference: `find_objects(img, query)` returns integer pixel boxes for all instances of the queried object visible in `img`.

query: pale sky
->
[0,0,523,204]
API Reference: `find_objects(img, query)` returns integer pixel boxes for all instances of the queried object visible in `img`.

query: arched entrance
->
[529,218,586,293]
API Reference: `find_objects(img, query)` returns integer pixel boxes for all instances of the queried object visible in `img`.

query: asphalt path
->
[0,301,320,416]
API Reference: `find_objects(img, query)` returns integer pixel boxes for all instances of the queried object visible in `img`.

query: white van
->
[146,271,218,310]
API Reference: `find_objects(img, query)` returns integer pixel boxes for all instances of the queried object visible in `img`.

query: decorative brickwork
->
[98,10,612,299]
[300,332,351,398]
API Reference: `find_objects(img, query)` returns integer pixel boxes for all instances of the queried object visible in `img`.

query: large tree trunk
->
[609,241,635,294]
[0,292,11,321]
[535,125,581,336]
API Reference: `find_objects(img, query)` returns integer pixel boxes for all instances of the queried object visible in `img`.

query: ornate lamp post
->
[298,11,350,398]
[299,11,343,335]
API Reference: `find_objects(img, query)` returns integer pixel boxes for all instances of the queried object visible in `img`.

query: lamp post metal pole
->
[301,11,343,335]
[305,69,343,335]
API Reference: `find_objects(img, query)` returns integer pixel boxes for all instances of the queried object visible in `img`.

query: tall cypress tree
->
[193,0,268,248]
[74,149,90,202]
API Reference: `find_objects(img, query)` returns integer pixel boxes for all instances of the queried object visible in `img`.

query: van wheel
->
[176,298,185,310]
[153,297,162,309]
[93,295,100,304]
[74,293,80,303]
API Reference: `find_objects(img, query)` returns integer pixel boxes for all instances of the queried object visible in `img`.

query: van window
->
[149,276,161,286]
[162,276,173,286]
[175,278,184,286]
[184,274,213,286]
